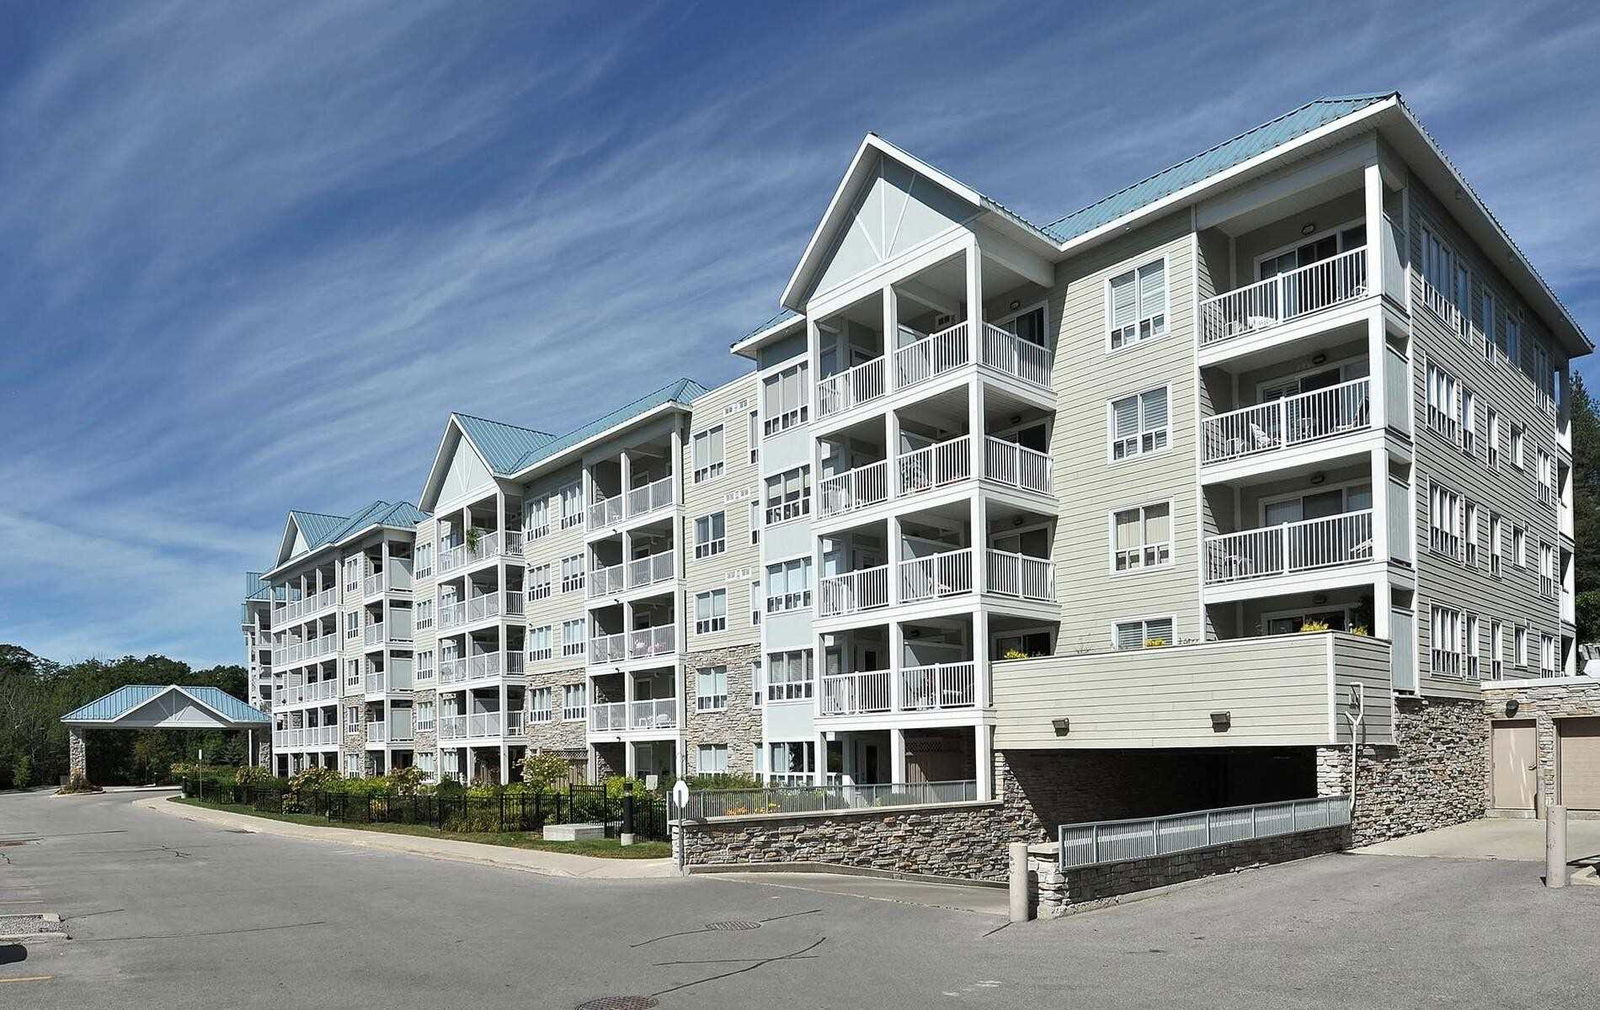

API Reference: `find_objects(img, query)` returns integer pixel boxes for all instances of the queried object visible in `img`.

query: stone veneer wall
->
[1315,695,1485,846]
[684,644,762,775]
[1481,680,1600,813]
[1028,826,1349,918]
[525,665,588,754]
[68,726,87,779]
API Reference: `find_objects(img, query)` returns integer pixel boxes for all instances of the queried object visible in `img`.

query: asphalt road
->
[2,789,1596,1009]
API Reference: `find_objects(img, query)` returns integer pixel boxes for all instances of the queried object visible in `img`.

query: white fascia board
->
[730,313,807,358]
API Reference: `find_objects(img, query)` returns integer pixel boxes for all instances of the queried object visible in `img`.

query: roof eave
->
[731,313,807,358]
[507,400,688,483]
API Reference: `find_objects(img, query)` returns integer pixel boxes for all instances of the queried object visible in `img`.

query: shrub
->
[56,771,100,795]
[11,754,31,790]
[387,765,426,797]
[1351,624,1370,637]
[283,765,340,813]
[235,764,272,788]
[521,751,570,791]
[686,772,761,791]
[603,775,652,799]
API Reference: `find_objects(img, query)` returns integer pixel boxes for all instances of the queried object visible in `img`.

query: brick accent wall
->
[1482,680,1600,813]
[1315,695,1485,845]
[684,644,762,775]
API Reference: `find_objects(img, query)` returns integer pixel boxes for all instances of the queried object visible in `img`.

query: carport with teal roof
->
[59,685,271,784]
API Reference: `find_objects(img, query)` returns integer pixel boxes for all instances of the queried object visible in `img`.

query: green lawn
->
[171,796,672,858]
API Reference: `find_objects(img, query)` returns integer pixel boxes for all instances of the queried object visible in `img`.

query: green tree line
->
[1573,375,1600,645]
[0,645,251,788]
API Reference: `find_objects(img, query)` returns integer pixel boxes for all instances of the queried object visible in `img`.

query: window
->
[528,625,552,662]
[1115,617,1174,650]
[693,512,726,558]
[1480,288,1497,360]
[696,666,728,712]
[1510,423,1526,469]
[766,557,813,612]
[750,580,762,626]
[345,609,362,639]
[1464,501,1481,568]
[1430,605,1464,677]
[415,701,435,732]
[416,752,436,777]
[749,499,761,545]
[750,659,764,708]
[562,684,587,722]
[559,482,583,528]
[1506,316,1522,362]
[1112,503,1171,571]
[529,687,553,722]
[344,557,361,593]
[1538,451,1556,506]
[1540,542,1556,598]
[1109,387,1168,460]
[1428,481,1463,561]
[1107,258,1167,350]
[526,498,551,540]
[1515,625,1529,667]
[1513,526,1527,568]
[763,362,809,435]
[345,705,360,731]
[1487,407,1502,469]
[697,744,729,775]
[695,590,727,634]
[1489,512,1504,577]
[560,554,585,593]
[1460,388,1477,456]
[1465,612,1481,680]
[693,426,725,483]
[766,740,815,785]
[748,411,760,463]
[415,542,434,579]
[416,598,433,631]
[1491,620,1505,679]
[765,466,811,524]
[527,563,552,601]
[416,650,434,681]
[1420,227,1467,334]
[1541,634,1557,675]
[766,650,814,701]
[345,752,362,776]
[561,619,587,658]
[1426,362,1461,443]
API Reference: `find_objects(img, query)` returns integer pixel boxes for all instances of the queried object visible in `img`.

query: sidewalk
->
[137,795,677,879]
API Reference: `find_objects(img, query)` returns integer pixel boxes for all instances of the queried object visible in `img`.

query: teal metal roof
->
[243,571,276,601]
[742,309,801,340]
[287,510,349,549]
[511,377,708,473]
[1041,93,1394,243]
[454,414,556,475]
[60,685,270,725]
[325,500,429,541]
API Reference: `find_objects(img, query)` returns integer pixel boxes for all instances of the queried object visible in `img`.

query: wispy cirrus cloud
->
[2,0,1596,665]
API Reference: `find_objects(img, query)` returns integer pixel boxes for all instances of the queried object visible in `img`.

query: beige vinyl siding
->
[682,373,762,652]
[993,632,1392,749]
[520,462,589,671]
[1050,212,1201,650]
[1405,177,1564,696]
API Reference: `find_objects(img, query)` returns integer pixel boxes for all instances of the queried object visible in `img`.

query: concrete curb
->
[136,796,676,880]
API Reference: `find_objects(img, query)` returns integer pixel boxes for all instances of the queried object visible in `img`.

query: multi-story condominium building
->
[247,92,1595,840]
[241,572,280,717]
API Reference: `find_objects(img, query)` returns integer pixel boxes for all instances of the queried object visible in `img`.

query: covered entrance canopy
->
[60,685,270,782]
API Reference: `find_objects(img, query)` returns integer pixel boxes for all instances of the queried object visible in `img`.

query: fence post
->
[499,792,506,833]
[621,781,636,847]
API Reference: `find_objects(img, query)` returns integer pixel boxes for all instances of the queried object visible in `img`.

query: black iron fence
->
[181,779,669,840]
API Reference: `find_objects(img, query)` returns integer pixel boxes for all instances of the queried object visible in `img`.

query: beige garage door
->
[1558,718,1600,811]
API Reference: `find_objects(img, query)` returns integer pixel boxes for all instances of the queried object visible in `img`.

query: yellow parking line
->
[0,975,54,983]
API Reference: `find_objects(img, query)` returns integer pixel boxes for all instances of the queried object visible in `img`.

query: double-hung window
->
[1464,612,1481,679]
[561,618,587,658]
[1428,481,1463,560]
[1109,387,1168,460]
[1510,423,1526,469]
[747,411,760,463]
[748,499,761,544]
[1112,503,1171,571]
[1491,620,1505,678]
[559,554,585,593]
[525,498,551,540]
[695,589,727,634]
[1464,501,1481,568]
[415,701,435,732]
[696,666,728,712]
[416,650,434,681]
[1420,227,1466,334]
[1115,617,1174,650]
[763,363,809,435]
[1426,362,1461,443]
[1513,526,1527,568]
[529,687,553,723]
[1540,634,1557,676]
[1540,541,1556,598]
[1515,625,1529,667]
[1430,605,1464,677]
[765,557,813,612]
[1107,259,1166,350]
[526,563,552,601]
[766,650,814,701]
[1481,289,1498,361]
[527,625,552,661]
[765,466,811,524]
[693,512,726,558]
[693,426,725,483]
[1486,407,1502,469]
[1460,388,1477,456]
[562,684,587,722]
[559,482,583,528]
[1538,451,1556,506]
[415,542,433,579]
[697,744,729,775]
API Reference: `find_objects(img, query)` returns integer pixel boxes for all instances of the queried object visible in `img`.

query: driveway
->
[1355,816,1600,875]
[3,791,1598,1009]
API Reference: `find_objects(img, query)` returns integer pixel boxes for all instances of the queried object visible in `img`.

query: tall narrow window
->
[1107,259,1166,350]
[693,426,725,483]
[695,589,727,634]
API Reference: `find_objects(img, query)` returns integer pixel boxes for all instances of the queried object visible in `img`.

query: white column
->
[971,492,989,594]
[620,448,633,504]
[889,620,905,712]
[1370,446,1390,564]
[887,513,903,605]
[890,728,907,785]
[1364,161,1384,303]
[965,240,983,364]
[968,377,986,481]
[1367,310,1388,431]
[882,281,898,364]
[975,723,993,800]
[972,605,990,708]
[624,740,637,778]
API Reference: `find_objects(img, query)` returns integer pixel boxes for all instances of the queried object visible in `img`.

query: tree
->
[1572,374,1600,644]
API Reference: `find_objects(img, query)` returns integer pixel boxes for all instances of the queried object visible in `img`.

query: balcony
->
[821,549,1052,618]
[588,551,677,599]
[438,602,466,632]
[366,721,388,743]
[893,322,968,391]
[819,436,1052,522]
[364,671,410,695]
[979,324,1053,390]
[280,587,337,621]
[898,549,971,604]
[820,671,891,716]
[820,661,976,717]
[818,565,890,617]
[275,679,337,706]
[438,714,466,740]
[438,530,523,576]
[463,591,521,623]
[1204,511,1374,586]
[1199,247,1367,349]
[1203,379,1373,466]
[590,476,675,529]
[467,712,502,738]
[363,624,409,647]
[588,699,677,734]
[817,356,887,418]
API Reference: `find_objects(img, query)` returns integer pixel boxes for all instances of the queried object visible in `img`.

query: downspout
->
[1342,684,1365,820]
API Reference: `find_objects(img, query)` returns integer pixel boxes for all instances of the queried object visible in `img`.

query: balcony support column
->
[882,281,898,361]
[1363,161,1384,312]
[890,727,907,787]
[971,492,989,594]
[975,723,993,801]
[887,513,904,606]
[968,376,986,481]
[889,620,905,712]
[1369,445,1391,569]
[1366,310,1388,432]
[965,239,983,365]
[973,605,990,709]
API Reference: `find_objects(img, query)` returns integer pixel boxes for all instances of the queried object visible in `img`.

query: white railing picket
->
[1200,248,1367,346]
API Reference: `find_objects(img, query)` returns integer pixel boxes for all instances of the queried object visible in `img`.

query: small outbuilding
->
[60,684,271,782]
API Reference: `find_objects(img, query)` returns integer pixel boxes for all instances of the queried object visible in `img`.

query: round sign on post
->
[672,778,690,814]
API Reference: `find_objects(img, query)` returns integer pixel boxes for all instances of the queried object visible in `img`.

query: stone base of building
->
[1481,678,1600,813]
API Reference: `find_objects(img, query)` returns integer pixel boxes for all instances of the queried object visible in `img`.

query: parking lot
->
[3,789,1597,1009]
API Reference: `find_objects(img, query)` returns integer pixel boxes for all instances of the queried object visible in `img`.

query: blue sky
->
[2,0,1597,667]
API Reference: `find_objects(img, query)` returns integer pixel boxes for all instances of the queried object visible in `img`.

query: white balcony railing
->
[589,561,626,598]
[986,549,1054,602]
[438,659,466,684]
[897,436,970,496]
[899,548,973,604]
[437,714,466,740]
[626,550,675,590]
[364,624,385,646]
[1203,378,1373,464]
[980,323,1053,390]
[587,699,677,733]
[506,710,527,736]
[466,593,501,622]
[628,626,675,660]
[363,573,385,597]
[366,721,388,743]
[982,437,1052,495]
[818,565,891,617]
[588,701,626,732]
[817,355,887,418]
[818,460,890,519]
[1200,248,1367,347]
[438,602,466,631]
[364,672,387,695]
[627,475,674,517]
[589,493,624,528]
[467,712,502,738]
[900,661,976,711]
[820,670,891,716]
[1204,510,1375,585]
[590,632,626,664]
[895,322,969,391]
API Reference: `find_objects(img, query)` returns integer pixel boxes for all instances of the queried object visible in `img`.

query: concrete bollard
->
[1009,842,1031,922]
[1546,805,1568,889]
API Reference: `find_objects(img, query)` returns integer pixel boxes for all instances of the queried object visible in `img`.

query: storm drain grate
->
[0,840,30,847]
[703,919,761,931]
[575,997,659,1010]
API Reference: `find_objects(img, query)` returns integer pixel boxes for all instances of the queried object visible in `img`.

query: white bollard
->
[1008,842,1031,922]
[1546,805,1568,889]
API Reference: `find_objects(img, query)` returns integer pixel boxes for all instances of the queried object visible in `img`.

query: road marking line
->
[0,975,54,983]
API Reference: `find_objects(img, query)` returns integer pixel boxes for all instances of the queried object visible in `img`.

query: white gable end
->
[813,155,975,298]
[439,434,495,504]
[119,692,228,729]
[291,527,309,557]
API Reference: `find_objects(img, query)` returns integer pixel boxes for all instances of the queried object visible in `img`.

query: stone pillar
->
[68,726,87,781]
[1315,745,1348,797]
